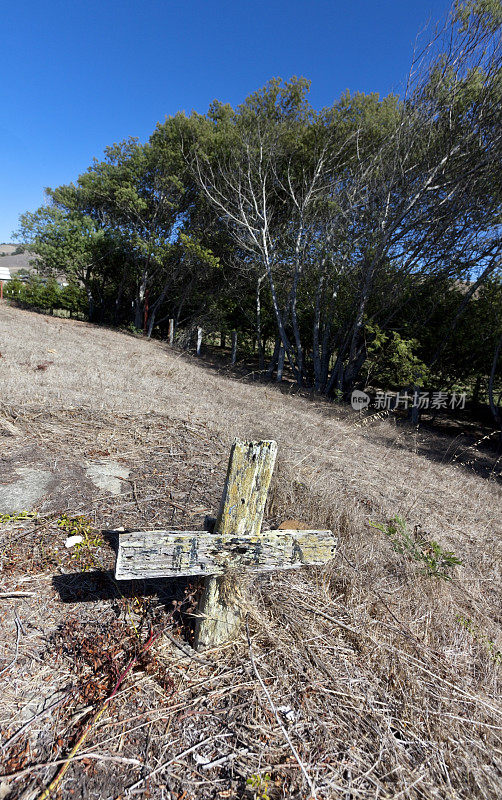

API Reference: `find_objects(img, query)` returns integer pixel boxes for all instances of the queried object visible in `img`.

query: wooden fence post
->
[196,327,203,356]
[194,439,278,649]
[231,330,238,365]
[168,318,174,346]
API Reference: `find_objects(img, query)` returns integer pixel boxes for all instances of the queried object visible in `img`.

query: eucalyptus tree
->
[323,0,502,395]
[183,2,501,396]
[184,77,354,385]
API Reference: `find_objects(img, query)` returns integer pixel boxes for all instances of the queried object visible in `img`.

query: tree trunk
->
[86,289,95,322]
[262,249,300,384]
[342,347,367,396]
[231,331,238,365]
[147,306,157,338]
[113,281,125,326]
[313,274,324,391]
[267,337,281,378]
[472,375,482,406]
[347,260,375,369]
[143,288,150,334]
[320,279,342,393]
[256,276,265,370]
[488,332,502,434]
[276,345,285,383]
[134,268,149,330]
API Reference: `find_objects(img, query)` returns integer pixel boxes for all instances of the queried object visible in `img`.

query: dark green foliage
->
[12,1,502,426]
[5,275,87,316]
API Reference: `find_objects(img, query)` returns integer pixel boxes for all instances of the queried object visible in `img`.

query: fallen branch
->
[1,752,142,781]
[0,615,22,678]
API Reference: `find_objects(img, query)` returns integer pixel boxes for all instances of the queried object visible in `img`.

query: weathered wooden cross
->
[115,440,337,649]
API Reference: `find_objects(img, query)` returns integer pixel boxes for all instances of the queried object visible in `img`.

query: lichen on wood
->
[113,438,337,651]
[214,439,278,537]
[115,529,337,579]
[196,438,277,649]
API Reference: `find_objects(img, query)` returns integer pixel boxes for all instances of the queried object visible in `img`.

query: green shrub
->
[59,283,87,316]
[3,277,25,300]
[369,515,462,579]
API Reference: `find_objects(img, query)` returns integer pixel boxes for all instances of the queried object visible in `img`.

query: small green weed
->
[125,322,143,336]
[457,615,501,664]
[58,514,103,570]
[0,510,37,524]
[246,773,271,800]
[369,515,462,579]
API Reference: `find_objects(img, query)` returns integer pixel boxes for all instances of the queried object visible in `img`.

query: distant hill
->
[0,244,19,256]
[0,244,37,274]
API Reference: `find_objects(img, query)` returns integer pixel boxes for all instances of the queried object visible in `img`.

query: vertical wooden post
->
[194,439,278,650]
[168,318,174,346]
[231,330,238,365]
[0,281,3,301]
[196,327,203,356]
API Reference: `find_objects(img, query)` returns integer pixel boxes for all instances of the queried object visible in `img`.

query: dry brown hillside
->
[0,304,501,800]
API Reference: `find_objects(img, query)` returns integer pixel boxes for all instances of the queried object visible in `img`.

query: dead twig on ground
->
[0,615,22,678]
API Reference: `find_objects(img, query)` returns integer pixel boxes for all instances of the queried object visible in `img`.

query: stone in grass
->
[85,459,130,496]
[0,467,53,514]
[65,535,83,548]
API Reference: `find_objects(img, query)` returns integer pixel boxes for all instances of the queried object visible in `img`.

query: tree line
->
[12,0,502,425]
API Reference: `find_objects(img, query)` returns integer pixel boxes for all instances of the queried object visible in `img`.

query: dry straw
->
[0,305,500,799]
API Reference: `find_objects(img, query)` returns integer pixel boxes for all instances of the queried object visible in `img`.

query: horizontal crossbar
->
[115,529,337,580]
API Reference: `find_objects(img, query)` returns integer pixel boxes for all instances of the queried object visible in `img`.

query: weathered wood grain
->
[195,439,278,648]
[214,439,278,537]
[111,438,337,651]
[115,529,337,580]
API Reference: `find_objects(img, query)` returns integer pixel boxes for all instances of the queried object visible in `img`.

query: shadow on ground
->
[52,570,197,605]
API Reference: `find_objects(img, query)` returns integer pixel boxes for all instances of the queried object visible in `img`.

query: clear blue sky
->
[1,0,452,243]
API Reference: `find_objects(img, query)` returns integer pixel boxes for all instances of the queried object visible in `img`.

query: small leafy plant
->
[125,322,143,336]
[246,773,271,800]
[369,515,462,579]
[57,514,103,570]
[0,510,37,524]
[457,615,501,664]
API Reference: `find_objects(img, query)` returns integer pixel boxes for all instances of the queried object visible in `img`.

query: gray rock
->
[0,467,54,513]
[85,459,129,496]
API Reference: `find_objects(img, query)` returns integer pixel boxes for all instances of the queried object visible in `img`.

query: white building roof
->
[0,267,11,280]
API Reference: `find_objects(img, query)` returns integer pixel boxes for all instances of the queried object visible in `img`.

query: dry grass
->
[0,304,501,800]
